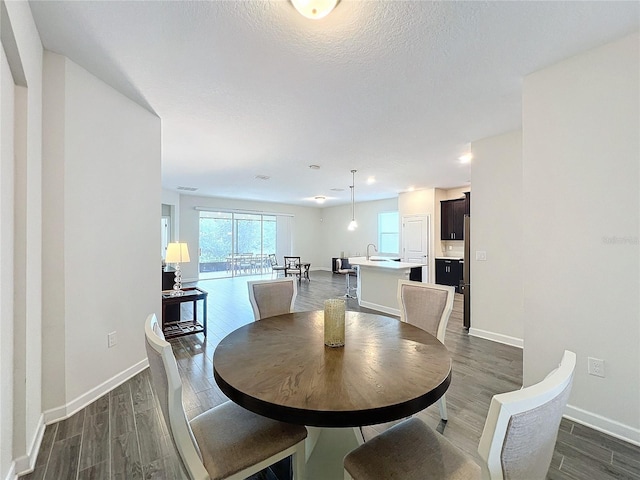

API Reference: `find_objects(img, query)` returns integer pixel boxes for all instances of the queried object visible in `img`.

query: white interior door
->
[402,215,430,282]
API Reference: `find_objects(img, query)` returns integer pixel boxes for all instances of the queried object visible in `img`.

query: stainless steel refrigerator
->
[462,215,471,329]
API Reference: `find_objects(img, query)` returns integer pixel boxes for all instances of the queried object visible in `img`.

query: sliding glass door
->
[199,211,277,279]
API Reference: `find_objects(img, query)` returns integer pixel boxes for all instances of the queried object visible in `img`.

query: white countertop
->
[349,257,426,269]
[435,256,464,261]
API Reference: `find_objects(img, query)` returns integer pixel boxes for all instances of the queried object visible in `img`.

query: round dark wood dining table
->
[213,310,451,428]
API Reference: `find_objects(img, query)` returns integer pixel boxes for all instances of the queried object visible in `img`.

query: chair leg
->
[343,274,356,299]
[292,441,306,480]
[352,426,365,446]
[438,394,448,421]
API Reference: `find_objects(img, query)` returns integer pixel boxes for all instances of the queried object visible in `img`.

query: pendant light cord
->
[348,169,357,230]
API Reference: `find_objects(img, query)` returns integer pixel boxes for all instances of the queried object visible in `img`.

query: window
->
[198,211,284,279]
[378,212,400,254]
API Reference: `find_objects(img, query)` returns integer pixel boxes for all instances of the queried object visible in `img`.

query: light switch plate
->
[476,251,487,261]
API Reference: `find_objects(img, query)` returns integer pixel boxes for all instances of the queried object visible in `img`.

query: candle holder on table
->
[324,298,345,347]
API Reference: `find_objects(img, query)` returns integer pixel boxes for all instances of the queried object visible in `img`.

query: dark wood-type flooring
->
[22,271,640,480]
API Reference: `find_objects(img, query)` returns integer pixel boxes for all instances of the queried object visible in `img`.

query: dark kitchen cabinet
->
[441,194,470,240]
[441,198,466,240]
[435,258,463,293]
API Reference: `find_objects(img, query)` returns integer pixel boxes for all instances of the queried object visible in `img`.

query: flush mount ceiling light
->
[314,196,326,204]
[291,0,339,20]
[348,169,357,231]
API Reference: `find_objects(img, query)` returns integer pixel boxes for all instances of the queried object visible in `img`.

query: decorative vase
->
[324,299,346,347]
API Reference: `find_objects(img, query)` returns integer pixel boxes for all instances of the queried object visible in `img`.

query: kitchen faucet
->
[366,243,378,260]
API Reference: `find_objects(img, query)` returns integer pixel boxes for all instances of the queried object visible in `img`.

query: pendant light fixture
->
[348,169,358,231]
[291,0,339,20]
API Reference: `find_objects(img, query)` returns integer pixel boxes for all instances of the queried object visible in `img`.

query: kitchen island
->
[349,257,427,316]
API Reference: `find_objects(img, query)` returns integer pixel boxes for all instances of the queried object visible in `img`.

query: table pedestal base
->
[305,427,363,479]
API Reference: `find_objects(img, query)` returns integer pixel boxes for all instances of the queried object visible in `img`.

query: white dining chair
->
[344,350,576,480]
[247,277,297,321]
[357,281,454,444]
[398,280,455,421]
[144,314,307,480]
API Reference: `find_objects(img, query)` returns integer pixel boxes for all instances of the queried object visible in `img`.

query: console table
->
[161,287,207,339]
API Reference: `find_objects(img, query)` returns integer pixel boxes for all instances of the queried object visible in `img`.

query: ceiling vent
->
[177,186,198,191]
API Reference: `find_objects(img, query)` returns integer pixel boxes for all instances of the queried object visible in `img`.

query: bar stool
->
[336,258,357,298]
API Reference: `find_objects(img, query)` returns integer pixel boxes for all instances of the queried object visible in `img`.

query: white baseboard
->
[3,462,15,480]
[12,414,46,477]
[468,327,524,348]
[43,358,149,425]
[358,300,400,317]
[565,405,640,447]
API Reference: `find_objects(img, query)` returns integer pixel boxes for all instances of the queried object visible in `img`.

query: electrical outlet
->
[475,250,487,261]
[588,357,605,377]
[108,331,117,348]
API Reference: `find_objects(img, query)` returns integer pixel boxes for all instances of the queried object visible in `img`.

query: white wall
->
[0,40,16,480]
[178,195,323,280]
[319,198,398,267]
[470,131,524,347]
[522,33,639,444]
[399,189,436,283]
[162,188,180,244]
[42,52,161,417]
[1,1,44,476]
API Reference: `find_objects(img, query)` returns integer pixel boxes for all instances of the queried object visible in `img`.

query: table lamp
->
[165,242,190,295]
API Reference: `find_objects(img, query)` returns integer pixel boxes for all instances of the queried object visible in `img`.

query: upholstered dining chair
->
[247,277,297,321]
[268,254,286,278]
[358,280,454,443]
[344,350,576,480]
[144,314,307,480]
[398,280,455,420]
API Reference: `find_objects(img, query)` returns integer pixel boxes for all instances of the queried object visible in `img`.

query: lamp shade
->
[165,242,190,263]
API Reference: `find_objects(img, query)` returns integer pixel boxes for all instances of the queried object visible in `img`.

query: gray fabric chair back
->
[397,281,455,341]
[478,350,576,480]
[248,278,297,320]
[500,377,572,479]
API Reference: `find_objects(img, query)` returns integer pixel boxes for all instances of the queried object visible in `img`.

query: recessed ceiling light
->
[407,186,415,192]
[177,186,198,191]
[330,188,344,192]
[309,165,321,170]
[459,154,473,163]
[255,175,270,180]
[366,176,376,185]
[314,196,326,204]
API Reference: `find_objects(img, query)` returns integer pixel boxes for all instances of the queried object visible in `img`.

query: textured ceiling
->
[29,1,639,206]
